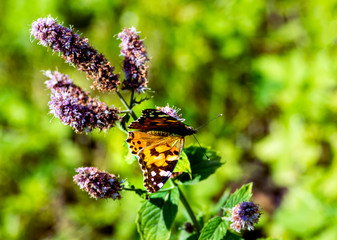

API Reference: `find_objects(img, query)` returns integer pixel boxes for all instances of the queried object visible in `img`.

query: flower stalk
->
[172,181,202,234]
[116,91,138,121]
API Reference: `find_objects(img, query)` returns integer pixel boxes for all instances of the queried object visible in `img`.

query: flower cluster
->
[31,16,120,92]
[73,167,123,200]
[157,105,184,121]
[45,70,120,133]
[230,201,261,232]
[118,27,149,93]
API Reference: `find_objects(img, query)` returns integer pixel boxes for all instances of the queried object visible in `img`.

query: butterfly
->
[126,109,196,193]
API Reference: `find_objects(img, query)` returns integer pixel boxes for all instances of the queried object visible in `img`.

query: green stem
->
[173,181,202,234]
[123,187,146,192]
[130,89,135,108]
[116,91,138,120]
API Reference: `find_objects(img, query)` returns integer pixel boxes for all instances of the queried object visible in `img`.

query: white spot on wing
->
[158,183,164,188]
[151,171,156,176]
[159,170,171,177]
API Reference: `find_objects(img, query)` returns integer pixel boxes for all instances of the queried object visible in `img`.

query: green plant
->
[30,16,263,240]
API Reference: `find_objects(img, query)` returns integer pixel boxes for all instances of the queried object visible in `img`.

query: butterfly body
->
[127,109,195,193]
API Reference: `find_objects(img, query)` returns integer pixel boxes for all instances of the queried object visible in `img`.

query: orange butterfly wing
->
[127,109,195,193]
[127,132,183,193]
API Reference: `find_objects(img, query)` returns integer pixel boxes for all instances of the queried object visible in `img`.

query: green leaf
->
[257,238,281,240]
[199,216,228,240]
[212,188,231,215]
[186,234,199,240]
[174,150,192,178]
[118,113,130,133]
[178,231,199,240]
[133,95,153,106]
[223,231,243,240]
[176,146,223,183]
[137,188,179,240]
[224,183,253,209]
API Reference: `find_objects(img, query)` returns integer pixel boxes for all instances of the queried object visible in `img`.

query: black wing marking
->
[128,109,195,135]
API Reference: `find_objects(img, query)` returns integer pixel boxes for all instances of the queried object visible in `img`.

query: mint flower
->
[156,105,184,121]
[118,27,149,93]
[45,70,120,133]
[31,16,120,92]
[73,167,124,200]
[230,201,262,232]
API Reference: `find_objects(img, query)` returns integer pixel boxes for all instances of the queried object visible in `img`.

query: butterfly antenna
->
[193,113,223,160]
[193,134,210,161]
[195,114,223,131]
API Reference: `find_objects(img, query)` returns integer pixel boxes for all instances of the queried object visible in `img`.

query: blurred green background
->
[1,0,337,239]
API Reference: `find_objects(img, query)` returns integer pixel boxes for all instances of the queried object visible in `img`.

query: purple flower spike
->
[118,27,149,93]
[73,167,123,200]
[230,201,262,233]
[45,70,120,133]
[31,16,120,92]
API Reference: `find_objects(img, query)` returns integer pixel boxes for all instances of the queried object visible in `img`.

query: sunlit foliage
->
[1,1,337,239]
